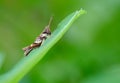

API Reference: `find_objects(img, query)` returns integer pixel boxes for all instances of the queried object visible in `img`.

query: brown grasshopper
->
[22,17,52,56]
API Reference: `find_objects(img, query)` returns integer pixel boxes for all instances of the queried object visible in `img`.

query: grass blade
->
[0,9,86,83]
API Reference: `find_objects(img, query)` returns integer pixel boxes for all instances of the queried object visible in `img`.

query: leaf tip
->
[76,8,87,17]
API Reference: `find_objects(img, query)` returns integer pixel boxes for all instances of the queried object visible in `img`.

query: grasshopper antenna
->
[48,16,53,27]
[43,16,53,35]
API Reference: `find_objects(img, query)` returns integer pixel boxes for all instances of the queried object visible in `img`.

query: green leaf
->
[0,9,86,83]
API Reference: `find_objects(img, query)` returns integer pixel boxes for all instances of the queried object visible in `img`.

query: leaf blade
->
[0,9,86,83]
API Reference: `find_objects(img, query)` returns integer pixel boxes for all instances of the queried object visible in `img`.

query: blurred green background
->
[0,0,120,83]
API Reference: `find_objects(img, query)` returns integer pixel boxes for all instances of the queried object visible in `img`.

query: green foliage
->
[0,9,86,83]
[82,66,120,83]
[0,0,120,83]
